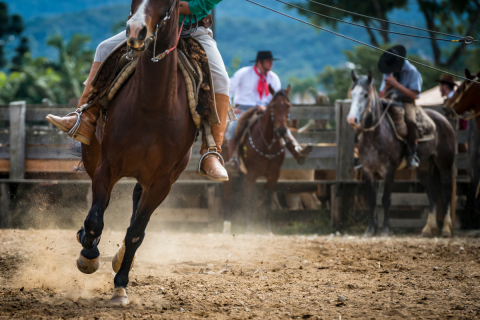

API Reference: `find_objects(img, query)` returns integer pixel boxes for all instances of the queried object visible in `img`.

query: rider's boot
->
[46,62,101,145]
[284,129,313,165]
[405,120,420,169]
[198,94,229,181]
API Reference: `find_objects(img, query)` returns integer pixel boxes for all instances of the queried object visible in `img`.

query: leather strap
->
[185,14,213,29]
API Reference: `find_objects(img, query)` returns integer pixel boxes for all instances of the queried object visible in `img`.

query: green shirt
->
[180,0,223,25]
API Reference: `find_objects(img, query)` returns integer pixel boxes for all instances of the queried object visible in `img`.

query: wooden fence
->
[0,100,478,229]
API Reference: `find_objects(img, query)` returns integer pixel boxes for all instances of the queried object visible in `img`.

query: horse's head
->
[269,85,292,138]
[126,0,177,51]
[347,70,375,130]
[445,68,480,115]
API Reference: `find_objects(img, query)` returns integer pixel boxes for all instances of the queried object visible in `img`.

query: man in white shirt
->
[226,51,312,169]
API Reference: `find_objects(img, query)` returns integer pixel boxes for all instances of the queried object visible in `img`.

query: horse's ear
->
[285,85,291,97]
[351,70,358,83]
[269,84,276,96]
[465,69,473,79]
[367,70,374,85]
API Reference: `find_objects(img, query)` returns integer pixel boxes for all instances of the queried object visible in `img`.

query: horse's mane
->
[273,89,290,100]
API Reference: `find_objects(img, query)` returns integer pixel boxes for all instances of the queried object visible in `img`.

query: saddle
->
[382,100,436,142]
[86,37,219,128]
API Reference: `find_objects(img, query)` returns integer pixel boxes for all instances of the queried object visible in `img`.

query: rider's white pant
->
[93,27,230,96]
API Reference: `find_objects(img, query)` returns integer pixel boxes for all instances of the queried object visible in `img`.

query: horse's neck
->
[260,105,275,143]
[362,95,389,140]
[132,21,179,106]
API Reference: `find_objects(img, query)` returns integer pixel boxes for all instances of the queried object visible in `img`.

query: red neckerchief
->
[253,66,270,99]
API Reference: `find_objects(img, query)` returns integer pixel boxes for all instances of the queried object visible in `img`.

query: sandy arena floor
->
[0,229,479,319]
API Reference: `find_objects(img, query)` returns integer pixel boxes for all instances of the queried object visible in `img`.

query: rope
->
[302,0,478,43]
[245,0,480,84]
[363,94,396,132]
[276,0,475,44]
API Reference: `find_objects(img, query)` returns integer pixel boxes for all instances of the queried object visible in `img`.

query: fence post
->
[9,101,26,180]
[465,118,480,228]
[332,100,356,229]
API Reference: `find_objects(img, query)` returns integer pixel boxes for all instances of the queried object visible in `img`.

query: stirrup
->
[197,147,225,175]
[66,104,87,139]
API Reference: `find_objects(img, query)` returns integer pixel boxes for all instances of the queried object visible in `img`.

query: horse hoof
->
[421,232,433,238]
[109,288,128,305]
[77,254,100,274]
[364,232,374,238]
[441,231,452,238]
[112,243,135,273]
[380,232,390,238]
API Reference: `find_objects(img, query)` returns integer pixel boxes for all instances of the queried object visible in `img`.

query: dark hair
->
[441,81,455,91]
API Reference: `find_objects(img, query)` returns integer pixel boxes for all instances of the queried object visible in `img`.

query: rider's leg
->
[194,27,231,181]
[284,128,313,165]
[404,102,419,168]
[46,31,127,145]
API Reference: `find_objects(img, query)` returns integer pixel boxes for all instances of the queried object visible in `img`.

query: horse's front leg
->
[244,174,258,233]
[364,175,377,237]
[112,183,143,273]
[263,171,280,233]
[110,179,172,305]
[381,172,395,236]
[77,162,118,274]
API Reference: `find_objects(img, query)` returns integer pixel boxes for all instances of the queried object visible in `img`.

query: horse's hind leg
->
[437,163,454,238]
[76,162,118,274]
[418,163,439,237]
[364,176,378,237]
[112,183,143,273]
[111,179,172,304]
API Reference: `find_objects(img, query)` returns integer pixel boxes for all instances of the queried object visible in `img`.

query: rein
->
[361,92,397,133]
[126,0,184,62]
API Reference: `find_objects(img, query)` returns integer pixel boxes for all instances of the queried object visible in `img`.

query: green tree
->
[289,76,318,102]
[0,56,60,104]
[292,0,408,47]
[0,1,25,68]
[416,0,480,68]
[46,34,94,103]
[10,37,29,72]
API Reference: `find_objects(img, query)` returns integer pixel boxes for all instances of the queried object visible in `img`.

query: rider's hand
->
[384,75,399,88]
[179,1,191,15]
[257,105,267,112]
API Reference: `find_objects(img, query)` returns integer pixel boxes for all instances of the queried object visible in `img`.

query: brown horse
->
[223,86,292,232]
[445,69,480,135]
[75,0,197,304]
[348,71,456,237]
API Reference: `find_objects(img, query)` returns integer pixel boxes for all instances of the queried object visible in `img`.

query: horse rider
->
[379,45,423,169]
[46,0,231,182]
[226,51,312,169]
[436,74,466,130]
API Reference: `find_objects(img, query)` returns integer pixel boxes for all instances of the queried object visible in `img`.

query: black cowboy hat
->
[250,51,280,63]
[378,45,407,74]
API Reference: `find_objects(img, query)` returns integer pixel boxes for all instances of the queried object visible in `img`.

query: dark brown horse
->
[348,71,456,237]
[223,86,292,233]
[76,0,197,304]
[445,69,480,135]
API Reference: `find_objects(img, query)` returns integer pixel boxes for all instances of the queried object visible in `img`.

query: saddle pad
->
[84,38,219,128]
[386,105,435,142]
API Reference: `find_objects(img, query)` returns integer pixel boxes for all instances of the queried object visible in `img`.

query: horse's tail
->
[67,138,85,172]
[450,162,457,228]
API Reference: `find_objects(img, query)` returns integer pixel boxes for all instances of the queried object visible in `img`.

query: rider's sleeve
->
[271,72,281,92]
[379,75,386,92]
[188,0,223,16]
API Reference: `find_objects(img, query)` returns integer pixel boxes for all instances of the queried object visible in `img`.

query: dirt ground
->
[1,229,480,319]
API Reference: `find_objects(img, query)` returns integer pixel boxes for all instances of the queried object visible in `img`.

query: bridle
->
[248,95,291,160]
[352,85,397,133]
[447,75,480,120]
[126,0,185,62]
